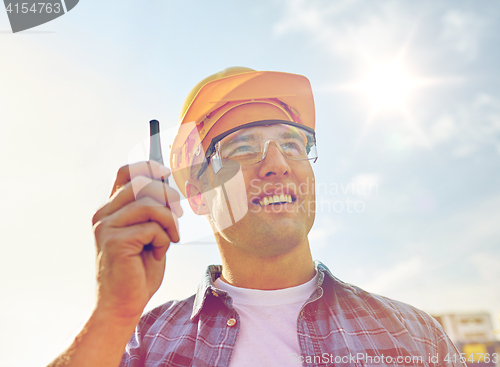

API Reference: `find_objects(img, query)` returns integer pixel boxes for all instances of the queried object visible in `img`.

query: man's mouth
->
[255,194,294,206]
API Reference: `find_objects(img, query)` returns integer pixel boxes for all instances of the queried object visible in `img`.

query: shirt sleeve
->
[119,323,144,367]
[118,303,173,367]
[431,317,467,367]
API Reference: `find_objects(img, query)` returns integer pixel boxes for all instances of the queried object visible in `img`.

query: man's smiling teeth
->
[259,194,292,206]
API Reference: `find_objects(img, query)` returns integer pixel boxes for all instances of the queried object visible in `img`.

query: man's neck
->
[216,237,316,290]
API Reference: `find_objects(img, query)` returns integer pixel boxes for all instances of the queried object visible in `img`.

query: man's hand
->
[91,160,183,321]
[47,161,183,367]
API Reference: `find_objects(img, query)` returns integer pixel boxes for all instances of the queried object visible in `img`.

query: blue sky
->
[1,1,499,365]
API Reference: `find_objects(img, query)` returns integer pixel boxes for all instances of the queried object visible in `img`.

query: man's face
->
[198,106,316,257]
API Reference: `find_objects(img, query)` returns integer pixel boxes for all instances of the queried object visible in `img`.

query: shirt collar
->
[190,261,355,321]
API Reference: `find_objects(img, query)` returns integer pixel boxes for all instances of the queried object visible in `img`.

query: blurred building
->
[433,313,500,367]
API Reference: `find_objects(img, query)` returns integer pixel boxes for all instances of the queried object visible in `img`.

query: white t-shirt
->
[214,273,318,367]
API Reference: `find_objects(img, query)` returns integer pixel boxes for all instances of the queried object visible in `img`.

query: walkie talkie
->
[144,119,169,252]
[149,119,168,184]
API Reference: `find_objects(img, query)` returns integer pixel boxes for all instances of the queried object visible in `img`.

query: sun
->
[353,60,423,114]
[338,56,440,149]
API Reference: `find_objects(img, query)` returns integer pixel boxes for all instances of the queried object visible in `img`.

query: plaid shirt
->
[120,261,464,367]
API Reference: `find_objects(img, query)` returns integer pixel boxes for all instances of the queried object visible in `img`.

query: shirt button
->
[227,318,237,327]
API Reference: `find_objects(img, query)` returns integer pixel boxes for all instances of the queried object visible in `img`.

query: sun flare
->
[340,57,439,149]
[354,61,422,113]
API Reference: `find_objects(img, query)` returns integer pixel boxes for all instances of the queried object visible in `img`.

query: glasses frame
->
[195,119,317,179]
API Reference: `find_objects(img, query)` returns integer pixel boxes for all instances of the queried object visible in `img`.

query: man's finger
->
[102,197,180,243]
[111,161,171,197]
[100,221,172,261]
[93,178,183,225]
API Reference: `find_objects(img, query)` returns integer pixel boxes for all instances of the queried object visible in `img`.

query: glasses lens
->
[218,123,316,166]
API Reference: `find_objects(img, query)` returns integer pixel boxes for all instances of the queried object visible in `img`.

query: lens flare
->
[357,62,419,112]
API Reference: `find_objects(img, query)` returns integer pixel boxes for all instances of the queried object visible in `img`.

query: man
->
[48,67,464,367]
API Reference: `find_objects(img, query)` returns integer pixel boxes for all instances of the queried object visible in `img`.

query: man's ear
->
[185,180,210,215]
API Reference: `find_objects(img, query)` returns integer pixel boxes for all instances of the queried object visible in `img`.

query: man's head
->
[169,67,316,194]
[169,67,317,256]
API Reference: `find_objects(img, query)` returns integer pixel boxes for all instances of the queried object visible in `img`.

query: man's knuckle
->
[117,164,130,177]
[147,221,163,234]
[105,232,120,247]
[92,211,101,226]
[130,176,153,195]
[93,218,107,237]
[131,175,150,184]
[136,196,155,208]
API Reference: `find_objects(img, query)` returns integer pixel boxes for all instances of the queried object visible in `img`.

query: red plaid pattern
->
[120,262,465,367]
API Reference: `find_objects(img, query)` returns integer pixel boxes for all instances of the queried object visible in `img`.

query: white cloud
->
[423,192,500,261]
[450,93,500,156]
[399,92,500,155]
[274,1,499,157]
[351,174,381,198]
[440,9,488,62]
[452,144,476,157]
[273,0,416,60]
[308,228,329,242]
[308,216,341,252]
[429,114,455,144]
[469,252,500,284]
[361,257,423,294]
[473,93,495,109]
[355,193,500,328]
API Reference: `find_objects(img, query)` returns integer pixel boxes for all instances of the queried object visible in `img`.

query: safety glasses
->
[196,120,317,178]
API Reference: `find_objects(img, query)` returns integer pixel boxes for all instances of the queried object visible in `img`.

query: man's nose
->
[258,141,291,178]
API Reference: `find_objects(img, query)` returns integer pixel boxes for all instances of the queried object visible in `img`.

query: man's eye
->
[282,141,303,152]
[226,145,258,157]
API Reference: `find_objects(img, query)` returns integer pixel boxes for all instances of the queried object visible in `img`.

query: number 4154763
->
[5,3,62,14]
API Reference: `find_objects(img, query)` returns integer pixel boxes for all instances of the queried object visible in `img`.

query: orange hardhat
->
[169,67,315,197]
